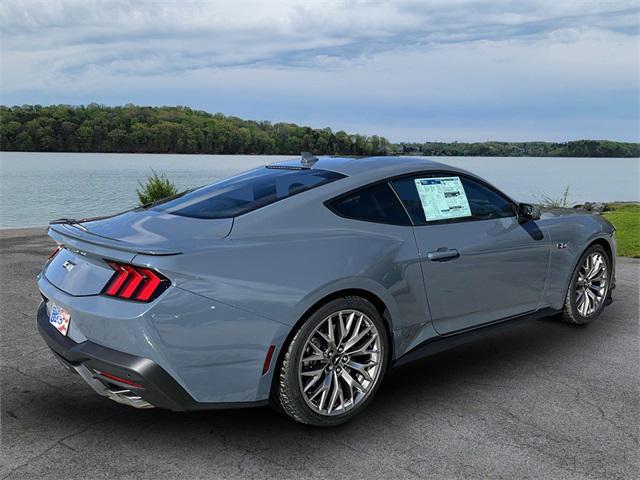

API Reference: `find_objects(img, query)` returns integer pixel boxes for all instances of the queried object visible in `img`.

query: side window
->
[389,177,428,224]
[460,177,515,220]
[390,174,515,225]
[327,183,411,226]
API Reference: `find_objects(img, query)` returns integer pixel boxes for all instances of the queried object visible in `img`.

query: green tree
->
[1,104,637,157]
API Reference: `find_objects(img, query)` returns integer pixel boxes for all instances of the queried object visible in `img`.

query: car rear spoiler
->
[48,222,182,256]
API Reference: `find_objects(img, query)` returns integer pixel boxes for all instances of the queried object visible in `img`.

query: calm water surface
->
[0,152,638,229]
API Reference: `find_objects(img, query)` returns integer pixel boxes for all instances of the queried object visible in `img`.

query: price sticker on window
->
[414,176,471,221]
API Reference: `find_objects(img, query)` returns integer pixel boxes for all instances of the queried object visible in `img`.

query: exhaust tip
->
[105,388,154,409]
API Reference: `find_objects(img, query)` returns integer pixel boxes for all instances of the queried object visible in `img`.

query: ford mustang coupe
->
[37,155,615,426]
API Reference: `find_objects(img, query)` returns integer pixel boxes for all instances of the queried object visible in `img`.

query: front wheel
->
[274,296,388,426]
[561,244,612,325]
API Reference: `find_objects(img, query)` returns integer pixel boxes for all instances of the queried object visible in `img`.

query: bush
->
[136,169,178,206]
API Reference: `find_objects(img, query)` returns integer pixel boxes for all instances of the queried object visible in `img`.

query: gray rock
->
[583,202,608,214]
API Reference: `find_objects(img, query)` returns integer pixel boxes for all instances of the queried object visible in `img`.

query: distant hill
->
[1,104,638,157]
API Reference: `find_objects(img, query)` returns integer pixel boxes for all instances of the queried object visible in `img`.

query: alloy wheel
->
[297,309,383,416]
[575,252,608,317]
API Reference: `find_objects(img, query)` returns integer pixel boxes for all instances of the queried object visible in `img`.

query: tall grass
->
[536,185,572,208]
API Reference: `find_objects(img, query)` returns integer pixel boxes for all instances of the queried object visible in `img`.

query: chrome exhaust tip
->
[73,363,155,409]
[105,388,154,409]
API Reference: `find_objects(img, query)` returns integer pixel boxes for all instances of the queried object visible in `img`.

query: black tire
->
[273,296,389,427]
[561,244,612,325]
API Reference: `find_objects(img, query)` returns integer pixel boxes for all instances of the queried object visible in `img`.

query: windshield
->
[151,166,345,219]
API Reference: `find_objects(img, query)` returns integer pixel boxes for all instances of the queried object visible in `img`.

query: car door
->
[390,172,550,335]
[325,180,433,335]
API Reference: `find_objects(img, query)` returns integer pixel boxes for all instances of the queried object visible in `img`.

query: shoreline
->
[1,151,639,159]
[0,227,48,238]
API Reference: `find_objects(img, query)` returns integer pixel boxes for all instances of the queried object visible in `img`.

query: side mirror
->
[518,203,541,222]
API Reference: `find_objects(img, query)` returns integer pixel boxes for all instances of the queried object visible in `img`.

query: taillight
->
[103,261,169,302]
[48,245,63,260]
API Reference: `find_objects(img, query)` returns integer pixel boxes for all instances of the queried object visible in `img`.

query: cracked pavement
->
[1,228,638,479]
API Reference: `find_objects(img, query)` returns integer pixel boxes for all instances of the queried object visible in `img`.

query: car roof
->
[232,155,518,232]
[269,155,472,180]
[265,155,517,206]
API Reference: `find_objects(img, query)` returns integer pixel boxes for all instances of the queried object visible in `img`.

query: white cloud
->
[1,0,638,141]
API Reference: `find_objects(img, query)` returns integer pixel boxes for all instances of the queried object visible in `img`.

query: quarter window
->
[391,174,515,225]
[327,183,411,226]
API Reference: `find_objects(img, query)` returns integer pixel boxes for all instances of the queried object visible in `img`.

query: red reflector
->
[105,262,129,295]
[135,269,162,302]
[48,245,63,260]
[119,265,144,299]
[97,371,142,388]
[262,345,276,375]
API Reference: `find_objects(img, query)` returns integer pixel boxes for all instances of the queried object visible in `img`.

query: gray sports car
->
[37,155,615,426]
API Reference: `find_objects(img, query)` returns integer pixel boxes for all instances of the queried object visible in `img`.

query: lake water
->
[0,152,638,229]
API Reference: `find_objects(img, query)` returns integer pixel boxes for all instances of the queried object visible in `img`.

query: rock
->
[583,202,609,214]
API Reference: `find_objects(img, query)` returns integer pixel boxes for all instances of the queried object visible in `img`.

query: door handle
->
[427,248,460,261]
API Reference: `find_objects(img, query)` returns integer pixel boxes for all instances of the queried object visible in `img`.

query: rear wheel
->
[274,296,388,426]
[561,245,611,325]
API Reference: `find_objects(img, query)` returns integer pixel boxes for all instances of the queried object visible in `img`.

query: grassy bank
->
[602,204,640,258]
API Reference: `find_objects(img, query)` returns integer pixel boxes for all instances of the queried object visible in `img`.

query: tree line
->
[397,140,640,158]
[0,104,391,156]
[1,104,638,157]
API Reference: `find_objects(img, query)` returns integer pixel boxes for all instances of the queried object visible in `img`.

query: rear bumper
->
[37,301,268,411]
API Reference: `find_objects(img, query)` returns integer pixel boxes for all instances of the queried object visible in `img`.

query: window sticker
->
[414,176,471,221]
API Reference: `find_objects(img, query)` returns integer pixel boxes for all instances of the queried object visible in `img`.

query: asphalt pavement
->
[1,228,638,479]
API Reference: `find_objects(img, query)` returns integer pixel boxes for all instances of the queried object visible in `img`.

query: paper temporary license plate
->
[49,303,70,336]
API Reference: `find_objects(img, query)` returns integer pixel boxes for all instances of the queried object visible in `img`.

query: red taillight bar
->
[136,268,162,302]
[102,261,169,302]
[48,245,63,260]
[105,262,128,295]
[119,265,144,299]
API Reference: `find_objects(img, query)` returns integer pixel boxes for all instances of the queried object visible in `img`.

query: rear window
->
[151,167,345,219]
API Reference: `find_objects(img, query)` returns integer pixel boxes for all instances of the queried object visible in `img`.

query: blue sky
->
[1,0,638,142]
